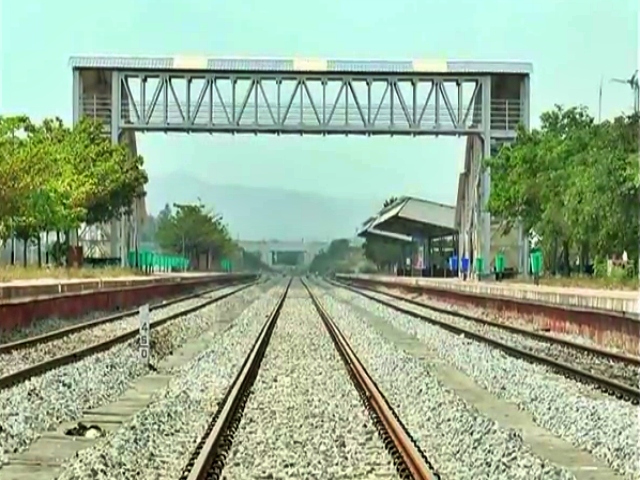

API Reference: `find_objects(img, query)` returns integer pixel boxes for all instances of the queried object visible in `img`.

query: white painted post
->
[139,304,150,364]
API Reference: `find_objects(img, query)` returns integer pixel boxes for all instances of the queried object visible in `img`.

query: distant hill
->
[145,172,385,242]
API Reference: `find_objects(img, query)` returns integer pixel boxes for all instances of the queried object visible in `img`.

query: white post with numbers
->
[139,304,150,364]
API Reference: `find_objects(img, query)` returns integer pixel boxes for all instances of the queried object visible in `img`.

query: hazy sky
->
[1,0,638,205]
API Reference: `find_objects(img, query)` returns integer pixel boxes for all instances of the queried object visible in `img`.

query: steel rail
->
[331,278,640,403]
[335,279,640,366]
[301,278,439,480]
[0,279,257,354]
[0,281,258,391]
[180,278,292,480]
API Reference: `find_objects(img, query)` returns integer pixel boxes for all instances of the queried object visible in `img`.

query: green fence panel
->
[127,251,190,272]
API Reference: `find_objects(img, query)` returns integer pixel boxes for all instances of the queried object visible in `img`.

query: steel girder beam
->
[78,71,498,136]
[71,57,532,272]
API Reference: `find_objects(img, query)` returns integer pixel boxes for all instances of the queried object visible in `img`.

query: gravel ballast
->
[54,284,288,480]
[328,284,637,479]
[316,285,583,480]
[0,282,269,469]
[353,287,638,388]
[0,285,245,377]
[224,286,399,479]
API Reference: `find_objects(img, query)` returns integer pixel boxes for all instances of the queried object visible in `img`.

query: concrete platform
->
[0,272,228,301]
[337,274,640,355]
[0,272,257,331]
[339,274,639,313]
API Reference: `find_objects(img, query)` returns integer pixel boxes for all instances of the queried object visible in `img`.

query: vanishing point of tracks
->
[0,279,259,390]
[332,278,640,404]
[180,277,439,480]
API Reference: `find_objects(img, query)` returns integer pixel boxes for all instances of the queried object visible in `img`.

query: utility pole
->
[598,76,603,122]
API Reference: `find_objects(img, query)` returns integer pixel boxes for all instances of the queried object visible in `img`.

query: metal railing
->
[80,94,524,133]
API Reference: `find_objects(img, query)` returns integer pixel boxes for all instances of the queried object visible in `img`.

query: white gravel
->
[53,283,288,480]
[223,285,399,479]
[373,285,633,354]
[327,284,638,479]
[355,287,637,388]
[313,285,580,480]
[0,284,220,345]
[0,285,244,377]
[0,282,268,470]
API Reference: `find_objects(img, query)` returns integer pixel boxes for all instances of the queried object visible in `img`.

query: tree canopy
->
[241,249,273,272]
[141,203,271,272]
[360,197,405,272]
[486,105,639,276]
[155,201,236,268]
[309,238,363,274]
[0,115,147,265]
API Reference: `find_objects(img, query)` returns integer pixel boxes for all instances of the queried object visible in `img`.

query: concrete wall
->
[239,240,329,266]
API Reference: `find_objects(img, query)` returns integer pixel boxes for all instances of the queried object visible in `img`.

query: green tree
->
[0,115,149,266]
[309,238,361,274]
[155,201,236,270]
[485,105,639,277]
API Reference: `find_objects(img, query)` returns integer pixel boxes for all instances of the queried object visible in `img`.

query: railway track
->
[179,277,439,480]
[0,279,259,390]
[331,278,640,404]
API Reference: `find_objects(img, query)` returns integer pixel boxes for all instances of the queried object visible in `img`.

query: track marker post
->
[139,304,150,364]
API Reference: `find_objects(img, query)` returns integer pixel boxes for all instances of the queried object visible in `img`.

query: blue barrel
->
[461,257,470,273]
[449,255,458,271]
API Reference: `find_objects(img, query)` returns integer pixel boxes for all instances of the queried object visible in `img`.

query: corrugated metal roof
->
[208,58,294,71]
[327,60,414,73]
[360,196,457,238]
[394,197,456,230]
[69,56,532,75]
[357,228,412,242]
[69,56,173,69]
[447,60,533,74]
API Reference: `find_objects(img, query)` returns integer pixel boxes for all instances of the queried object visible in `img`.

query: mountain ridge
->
[145,172,386,242]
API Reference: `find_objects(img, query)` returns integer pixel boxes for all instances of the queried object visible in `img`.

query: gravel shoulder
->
[0,286,243,377]
[52,283,288,480]
[224,285,399,479]
[374,285,630,353]
[359,287,637,388]
[0,285,220,345]
[326,284,636,479]
[0,282,269,470]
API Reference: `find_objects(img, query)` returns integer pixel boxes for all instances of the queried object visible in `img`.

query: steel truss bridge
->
[70,56,532,269]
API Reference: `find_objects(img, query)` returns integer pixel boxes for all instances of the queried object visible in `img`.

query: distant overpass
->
[239,240,329,267]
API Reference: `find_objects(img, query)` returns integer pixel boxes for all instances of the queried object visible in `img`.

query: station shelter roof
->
[357,227,412,243]
[358,196,457,241]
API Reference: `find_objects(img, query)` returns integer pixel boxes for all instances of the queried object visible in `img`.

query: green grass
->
[0,266,143,282]
[506,275,639,291]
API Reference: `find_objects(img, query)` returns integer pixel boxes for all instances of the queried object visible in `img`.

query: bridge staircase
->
[77,69,145,261]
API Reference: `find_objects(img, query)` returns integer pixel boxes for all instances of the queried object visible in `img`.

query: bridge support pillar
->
[110,71,128,267]
[478,76,492,278]
[519,75,531,278]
